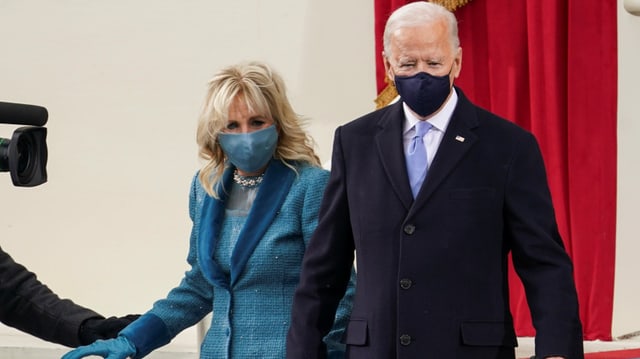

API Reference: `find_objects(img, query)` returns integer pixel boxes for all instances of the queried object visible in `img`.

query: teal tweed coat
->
[121,160,355,358]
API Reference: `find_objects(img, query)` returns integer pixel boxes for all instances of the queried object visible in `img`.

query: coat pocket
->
[343,318,368,346]
[447,188,496,214]
[460,321,517,348]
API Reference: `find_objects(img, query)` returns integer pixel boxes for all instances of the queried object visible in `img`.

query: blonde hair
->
[196,61,320,197]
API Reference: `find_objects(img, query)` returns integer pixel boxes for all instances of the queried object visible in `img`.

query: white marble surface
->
[0,347,196,359]
[0,323,197,359]
[3,323,640,359]
[516,336,640,358]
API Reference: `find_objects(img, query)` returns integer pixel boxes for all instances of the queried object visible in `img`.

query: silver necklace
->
[233,169,264,188]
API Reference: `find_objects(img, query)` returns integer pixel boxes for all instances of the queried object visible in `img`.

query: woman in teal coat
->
[62,61,355,359]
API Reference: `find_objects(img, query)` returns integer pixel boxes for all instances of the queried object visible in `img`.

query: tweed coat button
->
[399,334,412,346]
[400,278,413,289]
[403,224,415,235]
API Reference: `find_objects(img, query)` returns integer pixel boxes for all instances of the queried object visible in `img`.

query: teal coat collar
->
[198,160,296,288]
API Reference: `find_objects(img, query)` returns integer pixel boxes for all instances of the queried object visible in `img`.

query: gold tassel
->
[374,82,399,109]
[373,0,473,109]
[429,0,472,11]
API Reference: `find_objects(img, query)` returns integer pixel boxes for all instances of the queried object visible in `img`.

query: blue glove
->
[61,335,136,359]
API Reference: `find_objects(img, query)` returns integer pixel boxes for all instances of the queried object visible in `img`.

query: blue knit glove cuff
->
[120,313,172,358]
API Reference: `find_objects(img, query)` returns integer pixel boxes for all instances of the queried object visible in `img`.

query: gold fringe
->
[373,0,473,108]
[374,82,399,109]
[429,0,472,11]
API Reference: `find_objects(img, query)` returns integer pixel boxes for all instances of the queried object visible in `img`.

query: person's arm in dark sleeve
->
[0,246,137,347]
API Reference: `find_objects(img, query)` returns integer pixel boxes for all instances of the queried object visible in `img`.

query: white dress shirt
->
[402,89,459,170]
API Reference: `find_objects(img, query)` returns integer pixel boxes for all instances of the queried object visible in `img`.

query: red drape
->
[374,0,409,93]
[374,0,617,341]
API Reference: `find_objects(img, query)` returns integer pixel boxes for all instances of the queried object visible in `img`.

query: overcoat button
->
[400,278,412,289]
[400,334,412,346]
[403,224,415,235]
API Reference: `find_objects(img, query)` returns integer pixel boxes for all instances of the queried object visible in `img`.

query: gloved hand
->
[62,335,137,359]
[79,314,141,345]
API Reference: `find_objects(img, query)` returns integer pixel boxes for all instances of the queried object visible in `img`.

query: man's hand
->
[79,314,140,345]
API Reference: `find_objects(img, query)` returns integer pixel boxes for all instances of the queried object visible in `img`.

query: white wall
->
[613,1,640,338]
[0,0,638,351]
[0,0,375,350]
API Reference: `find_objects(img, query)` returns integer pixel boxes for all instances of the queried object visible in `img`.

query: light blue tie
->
[406,121,432,198]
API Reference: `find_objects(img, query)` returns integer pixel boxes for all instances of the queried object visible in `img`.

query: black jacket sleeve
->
[0,245,102,347]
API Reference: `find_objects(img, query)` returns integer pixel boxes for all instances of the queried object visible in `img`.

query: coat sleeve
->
[0,246,102,347]
[323,270,356,359]
[505,133,583,358]
[288,128,357,359]
[298,165,356,359]
[121,174,215,357]
[137,175,214,349]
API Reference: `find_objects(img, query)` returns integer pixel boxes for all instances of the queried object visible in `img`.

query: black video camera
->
[0,101,48,187]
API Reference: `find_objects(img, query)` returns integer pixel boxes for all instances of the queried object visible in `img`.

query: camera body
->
[0,102,48,187]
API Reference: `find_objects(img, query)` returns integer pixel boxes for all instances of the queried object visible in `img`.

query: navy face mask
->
[217,125,278,173]
[394,69,452,117]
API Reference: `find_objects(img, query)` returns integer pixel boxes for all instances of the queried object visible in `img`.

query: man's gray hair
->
[383,1,460,57]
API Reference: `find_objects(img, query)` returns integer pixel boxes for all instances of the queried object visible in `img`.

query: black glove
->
[78,314,141,345]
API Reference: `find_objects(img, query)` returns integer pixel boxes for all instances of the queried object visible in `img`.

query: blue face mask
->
[394,70,452,117]
[217,125,278,173]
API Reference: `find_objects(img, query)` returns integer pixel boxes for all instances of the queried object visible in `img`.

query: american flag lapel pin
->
[455,135,465,142]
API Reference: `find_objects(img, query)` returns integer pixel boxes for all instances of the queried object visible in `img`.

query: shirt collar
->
[402,88,458,134]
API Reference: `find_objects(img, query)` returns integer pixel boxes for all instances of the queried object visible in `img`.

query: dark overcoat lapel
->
[374,101,413,211]
[374,88,480,213]
[412,89,479,212]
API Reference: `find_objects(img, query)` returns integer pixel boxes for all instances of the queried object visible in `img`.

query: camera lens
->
[0,137,11,171]
[16,132,36,180]
[0,134,36,181]
[0,127,47,186]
